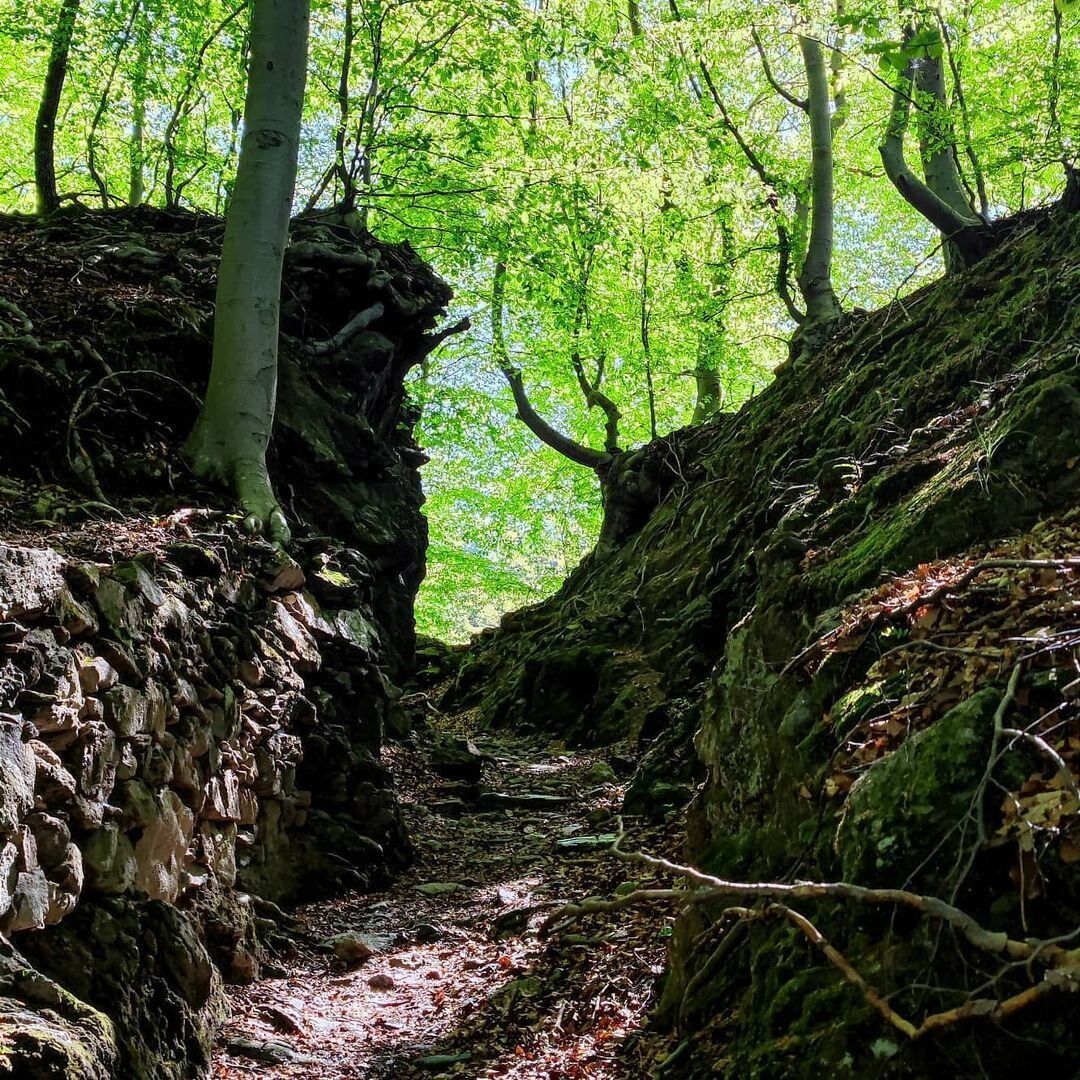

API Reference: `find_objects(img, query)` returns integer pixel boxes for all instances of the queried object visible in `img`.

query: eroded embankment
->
[444,200,1080,1076]
[0,208,451,1076]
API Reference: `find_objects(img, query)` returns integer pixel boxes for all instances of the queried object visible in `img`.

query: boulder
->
[430,733,486,781]
[133,791,194,902]
[6,866,50,932]
[836,688,1000,886]
[0,972,117,1079]
[70,722,117,804]
[78,657,119,695]
[82,826,137,896]
[102,686,150,738]
[30,740,77,805]
[204,771,242,822]
[267,602,321,673]
[25,812,71,868]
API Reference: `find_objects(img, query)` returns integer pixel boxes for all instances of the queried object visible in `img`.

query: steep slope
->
[0,207,452,1075]
[445,199,1080,1074]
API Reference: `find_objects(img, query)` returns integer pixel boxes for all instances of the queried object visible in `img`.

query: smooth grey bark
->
[913,48,978,271]
[794,34,841,352]
[186,0,311,543]
[128,0,149,205]
[639,247,658,440]
[879,53,990,270]
[692,363,722,424]
[34,0,81,216]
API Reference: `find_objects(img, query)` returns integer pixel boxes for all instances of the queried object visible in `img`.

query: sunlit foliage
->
[2,0,1076,638]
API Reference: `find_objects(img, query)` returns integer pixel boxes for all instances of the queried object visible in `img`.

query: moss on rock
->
[836,688,999,886]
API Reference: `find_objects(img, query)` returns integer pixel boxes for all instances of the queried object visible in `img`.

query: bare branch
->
[304,302,385,356]
[542,818,1080,1041]
[751,27,808,112]
[492,260,610,471]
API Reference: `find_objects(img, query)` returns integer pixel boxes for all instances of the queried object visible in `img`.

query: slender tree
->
[794,32,842,352]
[34,0,81,216]
[128,0,151,206]
[185,0,311,542]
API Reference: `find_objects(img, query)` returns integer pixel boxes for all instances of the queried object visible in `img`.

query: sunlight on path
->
[212,716,677,1078]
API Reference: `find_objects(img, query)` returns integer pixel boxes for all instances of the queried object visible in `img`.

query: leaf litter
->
[804,510,1080,877]
[212,704,680,1079]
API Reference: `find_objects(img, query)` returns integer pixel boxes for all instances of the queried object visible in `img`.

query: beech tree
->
[185,0,311,542]
[4,0,1078,632]
[879,22,992,270]
[34,0,81,215]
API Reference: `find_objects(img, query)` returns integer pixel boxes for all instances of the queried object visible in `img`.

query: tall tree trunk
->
[186,0,311,543]
[88,0,142,207]
[692,362,722,424]
[879,54,990,270]
[640,247,658,439]
[128,0,150,206]
[34,0,81,216]
[334,0,355,204]
[794,34,841,354]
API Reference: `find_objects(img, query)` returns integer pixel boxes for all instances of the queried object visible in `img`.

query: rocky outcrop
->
[445,200,1080,1074]
[0,521,417,1073]
[0,208,453,1076]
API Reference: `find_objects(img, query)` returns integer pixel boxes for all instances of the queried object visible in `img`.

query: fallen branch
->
[1001,725,1080,807]
[542,817,1080,1039]
[729,902,1074,1040]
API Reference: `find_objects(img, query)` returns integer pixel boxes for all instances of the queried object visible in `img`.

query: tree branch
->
[492,260,610,471]
[879,59,990,265]
[542,820,1080,1041]
[751,27,808,112]
[303,302,384,356]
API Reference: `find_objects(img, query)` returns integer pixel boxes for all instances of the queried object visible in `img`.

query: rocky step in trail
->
[213,710,680,1079]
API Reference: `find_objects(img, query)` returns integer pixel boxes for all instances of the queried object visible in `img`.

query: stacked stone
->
[0,536,401,940]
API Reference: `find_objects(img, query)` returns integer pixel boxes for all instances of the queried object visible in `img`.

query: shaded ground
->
[212,701,680,1079]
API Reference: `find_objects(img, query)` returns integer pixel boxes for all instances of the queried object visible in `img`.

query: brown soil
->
[212,705,681,1079]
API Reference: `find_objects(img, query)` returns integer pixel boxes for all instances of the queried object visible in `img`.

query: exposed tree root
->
[185,439,290,546]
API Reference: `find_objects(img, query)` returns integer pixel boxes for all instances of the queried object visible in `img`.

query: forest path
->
[212,705,678,1079]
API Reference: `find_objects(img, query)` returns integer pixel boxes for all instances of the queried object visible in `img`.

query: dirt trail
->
[212,710,678,1079]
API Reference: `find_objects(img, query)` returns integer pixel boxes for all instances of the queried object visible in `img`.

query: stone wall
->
[0,530,410,1074]
[0,207,454,1076]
